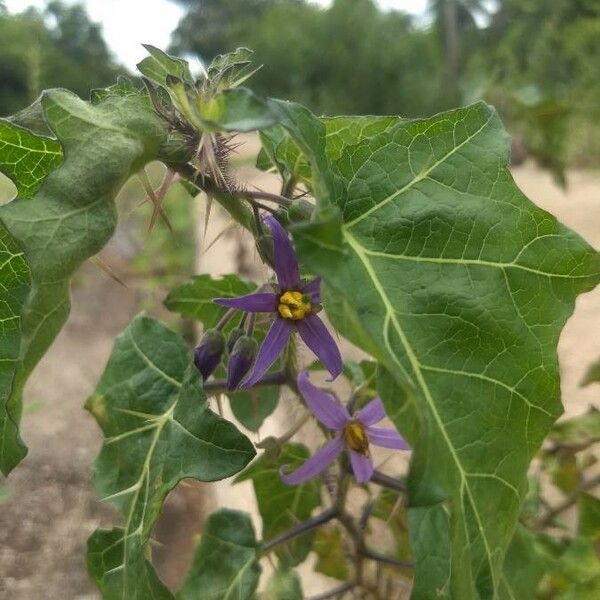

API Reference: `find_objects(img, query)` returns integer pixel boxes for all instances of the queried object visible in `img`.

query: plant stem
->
[203,370,288,394]
[362,548,413,569]
[536,473,600,529]
[370,470,406,493]
[261,507,338,554]
[307,582,354,600]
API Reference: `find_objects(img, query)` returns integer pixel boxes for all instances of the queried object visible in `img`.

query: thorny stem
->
[261,507,339,554]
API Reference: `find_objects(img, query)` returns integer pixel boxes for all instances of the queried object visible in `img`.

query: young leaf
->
[178,509,261,600]
[86,315,256,597]
[284,101,600,598]
[0,118,63,198]
[137,44,195,88]
[236,443,321,566]
[0,88,168,474]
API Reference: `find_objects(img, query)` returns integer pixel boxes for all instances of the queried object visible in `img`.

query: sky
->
[5,0,428,70]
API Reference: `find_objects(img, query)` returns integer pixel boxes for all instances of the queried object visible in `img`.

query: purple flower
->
[215,215,342,387]
[281,371,410,485]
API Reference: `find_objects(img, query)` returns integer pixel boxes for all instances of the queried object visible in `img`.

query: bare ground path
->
[0,159,598,598]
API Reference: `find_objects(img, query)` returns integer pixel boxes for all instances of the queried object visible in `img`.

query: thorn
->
[137,169,175,235]
[203,221,238,255]
[90,255,128,288]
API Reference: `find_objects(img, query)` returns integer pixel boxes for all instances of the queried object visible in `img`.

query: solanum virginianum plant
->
[0,46,599,599]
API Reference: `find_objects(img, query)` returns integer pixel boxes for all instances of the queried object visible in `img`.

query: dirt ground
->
[0,150,599,599]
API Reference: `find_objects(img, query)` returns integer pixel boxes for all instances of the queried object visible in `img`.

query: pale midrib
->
[344,228,498,593]
[345,113,493,229]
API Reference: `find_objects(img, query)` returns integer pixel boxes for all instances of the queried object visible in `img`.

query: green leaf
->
[229,385,279,433]
[313,524,349,581]
[582,356,600,386]
[372,487,412,563]
[165,274,256,325]
[282,101,600,598]
[0,224,31,473]
[264,567,303,600]
[0,88,167,474]
[178,509,261,600]
[204,88,279,133]
[86,315,256,597]
[237,443,321,566]
[137,44,194,87]
[258,115,404,190]
[499,525,549,600]
[548,408,600,447]
[0,119,63,198]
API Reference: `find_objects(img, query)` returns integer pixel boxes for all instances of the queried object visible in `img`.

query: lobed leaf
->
[0,88,167,474]
[86,315,256,597]
[272,100,600,598]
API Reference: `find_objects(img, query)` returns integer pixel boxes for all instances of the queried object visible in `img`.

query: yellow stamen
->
[343,420,370,456]
[278,290,311,321]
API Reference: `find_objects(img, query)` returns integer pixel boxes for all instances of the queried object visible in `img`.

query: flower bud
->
[194,328,226,381]
[227,327,245,354]
[227,336,258,390]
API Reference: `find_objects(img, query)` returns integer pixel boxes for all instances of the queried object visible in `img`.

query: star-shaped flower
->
[281,372,410,484]
[215,215,342,387]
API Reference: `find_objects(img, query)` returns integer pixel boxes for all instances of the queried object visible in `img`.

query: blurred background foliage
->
[1,0,599,175]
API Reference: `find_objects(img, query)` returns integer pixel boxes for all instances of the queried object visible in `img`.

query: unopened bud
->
[227,327,245,354]
[227,336,258,390]
[194,329,226,381]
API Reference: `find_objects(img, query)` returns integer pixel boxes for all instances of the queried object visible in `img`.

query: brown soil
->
[0,155,599,599]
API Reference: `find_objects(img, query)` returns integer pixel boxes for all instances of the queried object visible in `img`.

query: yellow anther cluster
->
[343,420,370,456]
[278,291,312,320]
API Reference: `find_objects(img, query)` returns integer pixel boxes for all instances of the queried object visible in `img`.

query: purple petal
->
[366,426,410,450]
[241,318,292,387]
[296,314,342,380]
[264,215,300,291]
[280,436,344,485]
[214,292,278,312]
[356,397,386,427]
[349,450,374,484]
[301,278,321,304]
[297,371,349,430]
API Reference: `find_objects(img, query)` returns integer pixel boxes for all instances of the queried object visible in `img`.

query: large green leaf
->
[0,119,63,198]
[0,89,167,474]
[275,101,600,598]
[178,509,261,600]
[86,315,256,598]
[237,443,321,566]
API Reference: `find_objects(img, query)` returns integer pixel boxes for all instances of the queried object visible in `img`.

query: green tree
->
[0,2,121,116]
